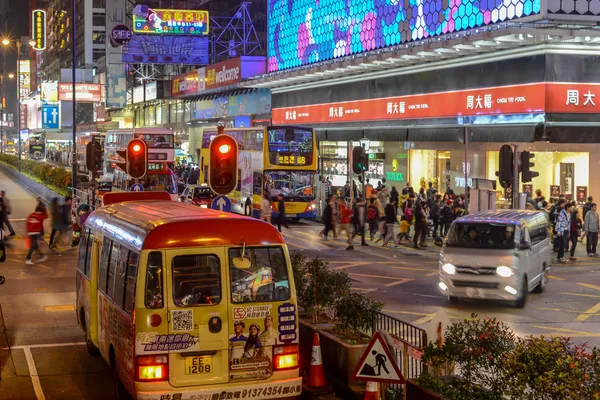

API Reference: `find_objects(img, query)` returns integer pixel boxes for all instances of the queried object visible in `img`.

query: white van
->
[438,210,551,308]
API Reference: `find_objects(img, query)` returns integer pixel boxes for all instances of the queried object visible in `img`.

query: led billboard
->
[268,0,542,72]
[133,9,209,35]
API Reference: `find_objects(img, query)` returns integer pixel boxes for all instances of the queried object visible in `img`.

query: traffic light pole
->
[348,141,353,202]
[512,145,520,209]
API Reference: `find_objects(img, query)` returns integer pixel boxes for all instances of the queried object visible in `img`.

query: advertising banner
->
[20,104,28,129]
[58,83,102,102]
[133,9,209,35]
[122,35,208,65]
[205,58,242,90]
[31,10,47,51]
[105,0,127,108]
[145,81,157,101]
[545,82,600,114]
[133,85,144,104]
[171,70,199,97]
[19,60,31,100]
[42,104,59,129]
[41,82,58,102]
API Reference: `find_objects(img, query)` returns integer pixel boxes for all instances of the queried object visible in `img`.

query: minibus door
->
[165,248,229,387]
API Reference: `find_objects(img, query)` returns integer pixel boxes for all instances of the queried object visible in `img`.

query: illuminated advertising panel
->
[32,9,47,50]
[122,35,208,65]
[58,83,102,102]
[41,82,59,102]
[268,0,542,72]
[19,61,31,100]
[133,9,209,35]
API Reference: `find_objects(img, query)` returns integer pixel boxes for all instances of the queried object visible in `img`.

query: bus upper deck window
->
[145,252,164,309]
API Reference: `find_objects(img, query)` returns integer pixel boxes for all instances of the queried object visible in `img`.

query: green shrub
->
[0,154,70,196]
[335,291,382,338]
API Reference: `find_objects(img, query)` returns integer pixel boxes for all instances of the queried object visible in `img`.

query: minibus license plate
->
[285,214,296,218]
[185,356,212,375]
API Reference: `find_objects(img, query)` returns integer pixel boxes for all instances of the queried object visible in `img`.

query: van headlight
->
[496,266,514,278]
[442,263,456,275]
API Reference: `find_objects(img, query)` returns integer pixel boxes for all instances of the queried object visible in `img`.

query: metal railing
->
[372,310,428,394]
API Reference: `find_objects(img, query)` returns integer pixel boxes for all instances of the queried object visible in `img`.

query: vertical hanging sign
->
[31,10,47,51]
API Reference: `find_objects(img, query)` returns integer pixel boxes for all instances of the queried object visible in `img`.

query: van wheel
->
[533,266,548,293]
[111,349,133,400]
[514,277,528,308]
[80,308,99,356]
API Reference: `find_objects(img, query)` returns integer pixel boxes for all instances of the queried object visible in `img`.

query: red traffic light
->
[209,134,238,196]
[132,143,141,153]
[219,144,231,154]
[127,139,148,180]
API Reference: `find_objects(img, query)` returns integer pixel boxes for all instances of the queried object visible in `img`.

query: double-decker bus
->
[200,126,317,220]
[29,133,46,160]
[76,133,105,182]
[111,162,178,199]
[104,128,175,176]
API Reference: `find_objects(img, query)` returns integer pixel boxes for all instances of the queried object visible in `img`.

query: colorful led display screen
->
[133,9,209,35]
[268,0,541,72]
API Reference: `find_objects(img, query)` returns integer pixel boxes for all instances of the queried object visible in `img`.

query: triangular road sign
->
[351,331,405,384]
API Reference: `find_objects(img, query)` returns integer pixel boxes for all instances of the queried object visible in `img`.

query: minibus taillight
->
[273,345,299,371]
[136,355,168,381]
[148,314,162,327]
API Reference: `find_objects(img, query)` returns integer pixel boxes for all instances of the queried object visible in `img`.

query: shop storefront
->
[270,54,600,200]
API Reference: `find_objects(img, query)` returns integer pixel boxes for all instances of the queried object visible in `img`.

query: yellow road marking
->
[331,262,370,270]
[548,275,565,281]
[384,278,414,287]
[44,305,75,312]
[281,232,329,250]
[349,273,403,280]
[392,266,428,271]
[351,287,376,293]
[383,310,430,317]
[425,271,439,277]
[577,282,600,292]
[537,307,562,311]
[575,302,600,322]
[412,314,436,325]
[561,292,600,299]
[532,325,600,337]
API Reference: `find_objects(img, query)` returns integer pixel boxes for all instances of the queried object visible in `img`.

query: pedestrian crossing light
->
[209,134,238,195]
[521,151,539,183]
[496,144,514,189]
[352,146,369,175]
[86,139,104,174]
[127,139,148,180]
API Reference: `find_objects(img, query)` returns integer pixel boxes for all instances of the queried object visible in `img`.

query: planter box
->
[406,379,449,400]
[0,162,63,204]
[299,320,368,399]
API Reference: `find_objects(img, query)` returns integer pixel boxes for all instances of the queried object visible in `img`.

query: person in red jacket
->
[337,198,354,250]
[26,205,48,264]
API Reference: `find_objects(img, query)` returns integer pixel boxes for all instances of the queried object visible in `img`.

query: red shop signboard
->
[171,70,199,97]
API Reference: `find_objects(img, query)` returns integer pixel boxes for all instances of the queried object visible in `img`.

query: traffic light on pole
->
[352,146,369,175]
[209,134,238,195]
[127,139,148,179]
[520,151,539,183]
[496,144,513,189]
[85,139,104,174]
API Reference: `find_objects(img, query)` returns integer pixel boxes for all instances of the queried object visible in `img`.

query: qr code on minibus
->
[172,310,193,332]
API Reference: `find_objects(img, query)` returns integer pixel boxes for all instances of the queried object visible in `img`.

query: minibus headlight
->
[496,266,514,278]
[442,263,456,275]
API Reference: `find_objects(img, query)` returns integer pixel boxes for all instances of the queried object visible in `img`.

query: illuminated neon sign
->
[32,9,47,51]
[133,9,209,35]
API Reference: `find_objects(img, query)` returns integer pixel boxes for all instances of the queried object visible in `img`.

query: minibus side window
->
[77,229,88,274]
[114,247,129,309]
[145,252,164,309]
[99,240,112,293]
[229,247,290,303]
[124,252,139,314]
[84,233,94,277]
[172,255,221,306]
[106,243,121,299]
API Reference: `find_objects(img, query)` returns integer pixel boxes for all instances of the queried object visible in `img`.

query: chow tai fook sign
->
[272,82,600,124]
[31,9,47,51]
[58,83,102,102]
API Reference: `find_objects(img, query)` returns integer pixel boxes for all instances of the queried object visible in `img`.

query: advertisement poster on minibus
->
[229,301,298,380]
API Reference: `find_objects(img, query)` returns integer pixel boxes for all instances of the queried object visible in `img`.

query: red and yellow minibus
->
[76,192,301,400]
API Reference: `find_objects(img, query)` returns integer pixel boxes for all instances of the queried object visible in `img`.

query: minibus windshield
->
[446,223,516,250]
[229,247,291,303]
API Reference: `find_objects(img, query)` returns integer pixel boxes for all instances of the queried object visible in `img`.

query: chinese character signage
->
[122,35,208,65]
[133,9,209,35]
[20,104,27,129]
[31,10,46,51]
[58,83,102,102]
[273,83,546,124]
[41,82,58,102]
[19,61,31,100]
[171,70,199,97]
[268,0,541,72]
[545,83,600,113]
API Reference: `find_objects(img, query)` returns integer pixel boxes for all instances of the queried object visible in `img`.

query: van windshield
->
[229,247,290,303]
[446,223,517,250]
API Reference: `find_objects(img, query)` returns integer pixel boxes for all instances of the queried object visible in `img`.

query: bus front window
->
[141,174,177,194]
[263,171,315,201]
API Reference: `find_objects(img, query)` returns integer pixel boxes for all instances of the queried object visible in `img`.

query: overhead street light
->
[7,73,14,79]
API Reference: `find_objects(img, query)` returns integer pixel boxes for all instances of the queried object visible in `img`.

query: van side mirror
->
[519,241,531,250]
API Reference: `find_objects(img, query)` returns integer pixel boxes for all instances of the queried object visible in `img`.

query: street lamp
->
[1,39,8,46]
[7,73,14,79]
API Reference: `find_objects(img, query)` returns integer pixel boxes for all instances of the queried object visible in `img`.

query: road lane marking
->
[383,310,430,317]
[548,275,565,281]
[8,342,86,350]
[561,292,600,299]
[351,287,376,293]
[577,282,600,292]
[392,266,428,271]
[532,325,600,337]
[425,271,439,277]
[349,273,405,280]
[332,262,370,270]
[281,232,329,250]
[412,314,436,325]
[575,302,600,322]
[23,347,46,400]
[384,278,414,287]
[537,307,562,311]
[43,305,75,312]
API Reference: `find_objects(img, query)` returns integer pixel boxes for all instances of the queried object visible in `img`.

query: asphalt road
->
[0,170,599,399]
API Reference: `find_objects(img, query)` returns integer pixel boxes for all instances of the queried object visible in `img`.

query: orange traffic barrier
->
[308,332,326,388]
[364,381,379,400]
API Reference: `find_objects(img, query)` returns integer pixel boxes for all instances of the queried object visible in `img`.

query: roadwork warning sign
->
[351,331,405,384]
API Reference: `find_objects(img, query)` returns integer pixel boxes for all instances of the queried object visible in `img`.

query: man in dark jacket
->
[321,195,336,240]
[583,196,594,220]
[276,194,288,232]
[352,197,368,246]
[431,195,442,237]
